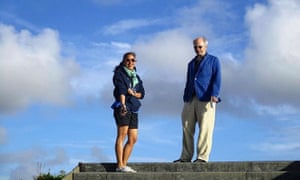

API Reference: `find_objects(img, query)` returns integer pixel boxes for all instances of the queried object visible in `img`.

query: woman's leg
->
[115,125,129,168]
[123,128,138,166]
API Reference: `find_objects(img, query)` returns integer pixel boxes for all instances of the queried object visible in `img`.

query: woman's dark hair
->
[114,52,136,72]
[122,52,136,62]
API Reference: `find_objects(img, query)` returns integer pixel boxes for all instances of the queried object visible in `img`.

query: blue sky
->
[1,0,300,179]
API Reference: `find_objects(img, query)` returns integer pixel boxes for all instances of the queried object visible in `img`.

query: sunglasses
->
[194,45,205,49]
[126,58,136,62]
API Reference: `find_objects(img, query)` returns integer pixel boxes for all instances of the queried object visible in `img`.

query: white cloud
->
[134,30,192,80]
[103,18,163,35]
[259,142,300,153]
[45,148,69,166]
[70,41,131,101]
[0,148,45,164]
[254,126,300,159]
[92,41,131,55]
[176,0,233,37]
[0,127,7,144]
[131,30,192,116]
[220,0,300,119]
[215,0,300,158]
[0,147,69,180]
[0,11,41,33]
[244,0,300,99]
[0,24,80,114]
[90,146,110,162]
[92,0,149,6]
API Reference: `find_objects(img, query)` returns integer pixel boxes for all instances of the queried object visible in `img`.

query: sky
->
[1,0,300,179]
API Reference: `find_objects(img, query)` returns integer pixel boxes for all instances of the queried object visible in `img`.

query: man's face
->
[193,39,207,56]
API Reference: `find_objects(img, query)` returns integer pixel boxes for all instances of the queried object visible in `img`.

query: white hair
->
[193,36,208,46]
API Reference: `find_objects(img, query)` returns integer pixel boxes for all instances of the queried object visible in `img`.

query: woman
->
[111,52,145,173]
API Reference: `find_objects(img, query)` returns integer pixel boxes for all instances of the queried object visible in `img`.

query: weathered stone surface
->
[64,161,300,180]
[73,171,300,180]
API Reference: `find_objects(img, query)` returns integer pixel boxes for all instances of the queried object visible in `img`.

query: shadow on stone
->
[79,162,117,172]
[273,161,300,180]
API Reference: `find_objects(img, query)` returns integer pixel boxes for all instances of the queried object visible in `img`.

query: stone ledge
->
[78,161,300,173]
[73,171,300,180]
[65,161,300,180]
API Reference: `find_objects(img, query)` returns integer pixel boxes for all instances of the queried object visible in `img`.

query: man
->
[174,37,221,163]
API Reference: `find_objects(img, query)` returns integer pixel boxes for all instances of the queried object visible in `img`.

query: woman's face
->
[124,54,136,70]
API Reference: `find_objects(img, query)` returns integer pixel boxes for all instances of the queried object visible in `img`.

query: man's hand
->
[211,96,219,103]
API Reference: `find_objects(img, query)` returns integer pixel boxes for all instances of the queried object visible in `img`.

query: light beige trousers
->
[180,96,216,162]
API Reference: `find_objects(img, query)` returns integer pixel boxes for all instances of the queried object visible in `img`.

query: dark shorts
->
[114,109,138,129]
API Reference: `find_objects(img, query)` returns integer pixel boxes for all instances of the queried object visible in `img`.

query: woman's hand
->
[128,88,135,95]
[120,104,127,116]
[128,88,136,97]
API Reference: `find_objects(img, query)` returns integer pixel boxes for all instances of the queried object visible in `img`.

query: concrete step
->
[66,161,300,180]
[73,171,300,180]
[78,161,300,173]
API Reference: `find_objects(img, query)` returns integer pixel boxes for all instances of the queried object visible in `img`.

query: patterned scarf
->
[123,66,139,88]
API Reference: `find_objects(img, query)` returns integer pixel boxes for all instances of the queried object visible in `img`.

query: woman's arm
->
[128,89,142,99]
[120,94,127,116]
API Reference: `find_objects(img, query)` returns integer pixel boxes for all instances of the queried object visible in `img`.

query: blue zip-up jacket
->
[113,66,145,112]
[183,53,221,102]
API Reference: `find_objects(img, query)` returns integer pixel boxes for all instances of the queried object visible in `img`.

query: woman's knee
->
[128,133,137,145]
[117,126,128,138]
[117,132,127,141]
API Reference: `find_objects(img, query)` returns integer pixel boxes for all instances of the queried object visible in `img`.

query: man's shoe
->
[173,159,191,163]
[193,159,207,163]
